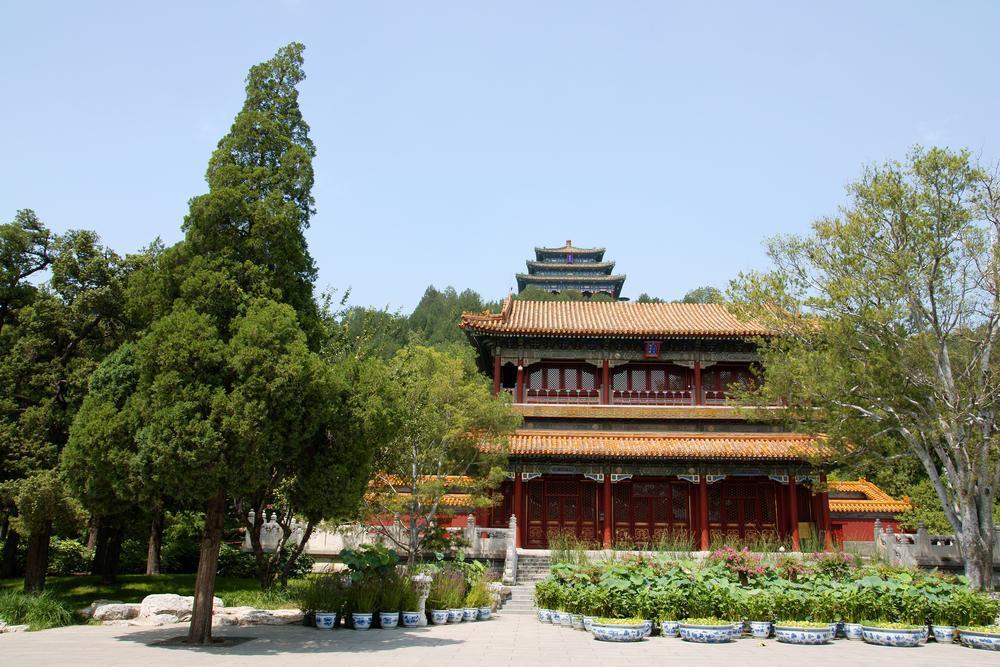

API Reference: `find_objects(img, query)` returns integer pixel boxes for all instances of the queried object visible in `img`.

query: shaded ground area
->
[2,613,996,666]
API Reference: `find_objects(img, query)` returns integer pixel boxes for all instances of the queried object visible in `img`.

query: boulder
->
[93,603,141,621]
[128,613,187,627]
[101,620,132,627]
[236,609,304,625]
[138,594,223,621]
[79,599,124,619]
[0,624,29,633]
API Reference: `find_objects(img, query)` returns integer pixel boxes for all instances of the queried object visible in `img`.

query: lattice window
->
[671,484,688,521]
[545,367,560,388]
[546,497,559,520]
[528,483,543,520]
[634,498,650,522]
[563,495,578,521]
[613,368,628,391]
[581,485,595,520]
[633,482,669,497]
[708,485,722,522]
[580,368,596,390]
[669,369,688,390]
[761,486,776,522]
[743,498,758,522]
[528,367,542,389]
[724,497,738,523]
[730,483,757,498]
[650,368,666,391]
[652,497,670,522]
[546,481,578,496]
[630,368,648,391]
[702,369,719,391]
[613,484,630,519]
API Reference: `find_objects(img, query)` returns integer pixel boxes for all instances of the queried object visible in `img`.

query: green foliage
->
[347,579,379,614]
[678,286,724,304]
[0,590,74,630]
[46,538,91,576]
[515,286,614,302]
[340,544,400,582]
[465,579,492,607]
[296,574,346,613]
[427,569,466,609]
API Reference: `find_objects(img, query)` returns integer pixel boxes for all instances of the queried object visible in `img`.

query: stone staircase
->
[498,553,550,616]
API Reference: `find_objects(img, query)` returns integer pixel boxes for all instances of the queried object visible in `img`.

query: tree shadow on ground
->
[114,624,466,655]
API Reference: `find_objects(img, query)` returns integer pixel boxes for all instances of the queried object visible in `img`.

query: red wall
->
[832,517,900,542]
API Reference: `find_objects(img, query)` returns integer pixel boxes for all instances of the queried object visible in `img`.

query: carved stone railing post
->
[412,573,433,627]
[502,515,518,585]
[466,514,477,555]
[243,510,255,551]
[915,522,930,558]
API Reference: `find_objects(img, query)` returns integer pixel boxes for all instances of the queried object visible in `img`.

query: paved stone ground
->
[2,614,998,666]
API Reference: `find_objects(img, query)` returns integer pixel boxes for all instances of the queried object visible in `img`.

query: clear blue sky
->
[2,2,997,310]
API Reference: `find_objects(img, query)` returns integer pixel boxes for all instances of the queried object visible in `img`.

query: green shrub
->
[296,574,346,613]
[0,591,75,630]
[46,538,92,576]
[465,579,492,608]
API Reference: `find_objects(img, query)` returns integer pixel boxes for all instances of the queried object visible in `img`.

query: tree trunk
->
[91,522,122,584]
[1,526,21,579]
[91,522,109,575]
[278,521,314,589]
[959,523,995,591]
[23,523,51,594]
[146,508,164,576]
[86,515,99,550]
[187,488,226,645]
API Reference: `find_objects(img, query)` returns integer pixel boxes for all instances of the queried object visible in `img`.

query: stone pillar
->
[602,474,613,549]
[788,474,800,552]
[412,573,433,626]
[466,514,477,554]
[698,476,709,550]
[502,515,518,585]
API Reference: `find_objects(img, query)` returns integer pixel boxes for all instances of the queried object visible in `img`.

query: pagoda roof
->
[505,430,828,462]
[460,297,771,338]
[828,479,911,514]
[515,273,625,287]
[526,260,616,274]
[535,240,605,258]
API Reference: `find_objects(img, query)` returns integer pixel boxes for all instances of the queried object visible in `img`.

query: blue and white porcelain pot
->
[589,621,645,642]
[478,607,492,620]
[749,621,772,639]
[537,608,552,623]
[379,611,399,629]
[774,625,834,645]
[583,616,597,632]
[959,629,1000,651]
[843,622,863,640]
[554,611,571,626]
[314,612,337,629]
[352,612,373,630]
[401,611,421,627]
[463,608,478,622]
[861,626,925,647]
[679,623,734,643]
[641,620,653,637]
[448,608,464,623]
[731,621,744,638]
[430,609,449,625]
[571,614,584,630]
[660,620,680,637]
[931,625,955,643]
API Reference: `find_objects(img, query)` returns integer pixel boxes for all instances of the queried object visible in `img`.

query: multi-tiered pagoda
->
[516,240,626,299]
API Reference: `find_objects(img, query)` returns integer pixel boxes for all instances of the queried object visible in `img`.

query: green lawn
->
[0,574,302,611]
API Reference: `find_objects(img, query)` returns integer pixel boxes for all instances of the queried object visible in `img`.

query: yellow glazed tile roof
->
[828,479,911,514]
[507,430,825,461]
[460,297,770,338]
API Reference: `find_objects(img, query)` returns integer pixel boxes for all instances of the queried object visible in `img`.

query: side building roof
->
[460,297,771,339]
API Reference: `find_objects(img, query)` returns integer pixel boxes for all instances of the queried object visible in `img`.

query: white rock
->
[236,609,304,625]
[101,620,132,627]
[1,624,29,633]
[79,599,124,619]
[138,594,223,620]
[93,603,141,621]
[212,614,239,627]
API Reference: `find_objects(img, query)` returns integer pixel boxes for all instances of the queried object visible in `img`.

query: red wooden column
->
[698,476,709,550]
[492,354,501,397]
[820,472,833,550]
[513,473,523,548]
[515,362,524,404]
[602,474,612,548]
[788,473,800,551]
[601,360,610,405]
[693,361,702,406]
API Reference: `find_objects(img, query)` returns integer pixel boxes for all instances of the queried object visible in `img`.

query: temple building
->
[515,240,626,299]
[828,479,909,542]
[461,297,838,550]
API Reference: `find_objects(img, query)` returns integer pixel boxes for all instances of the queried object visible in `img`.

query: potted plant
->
[443,570,467,623]
[958,625,1000,651]
[652,589,685,638]
[426,572,452,625]
[534,580,555,623]
[465,580,492,621]
[299,575,344,630]
[860,621,927,647]
[679,618,735,643]
[840,585,864,640]
[589,618,646,642]
[743,591,774,639]
[773,620,835,645]
[377,572,405,629]
[400,579,422,628]
[349,581,377,631]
